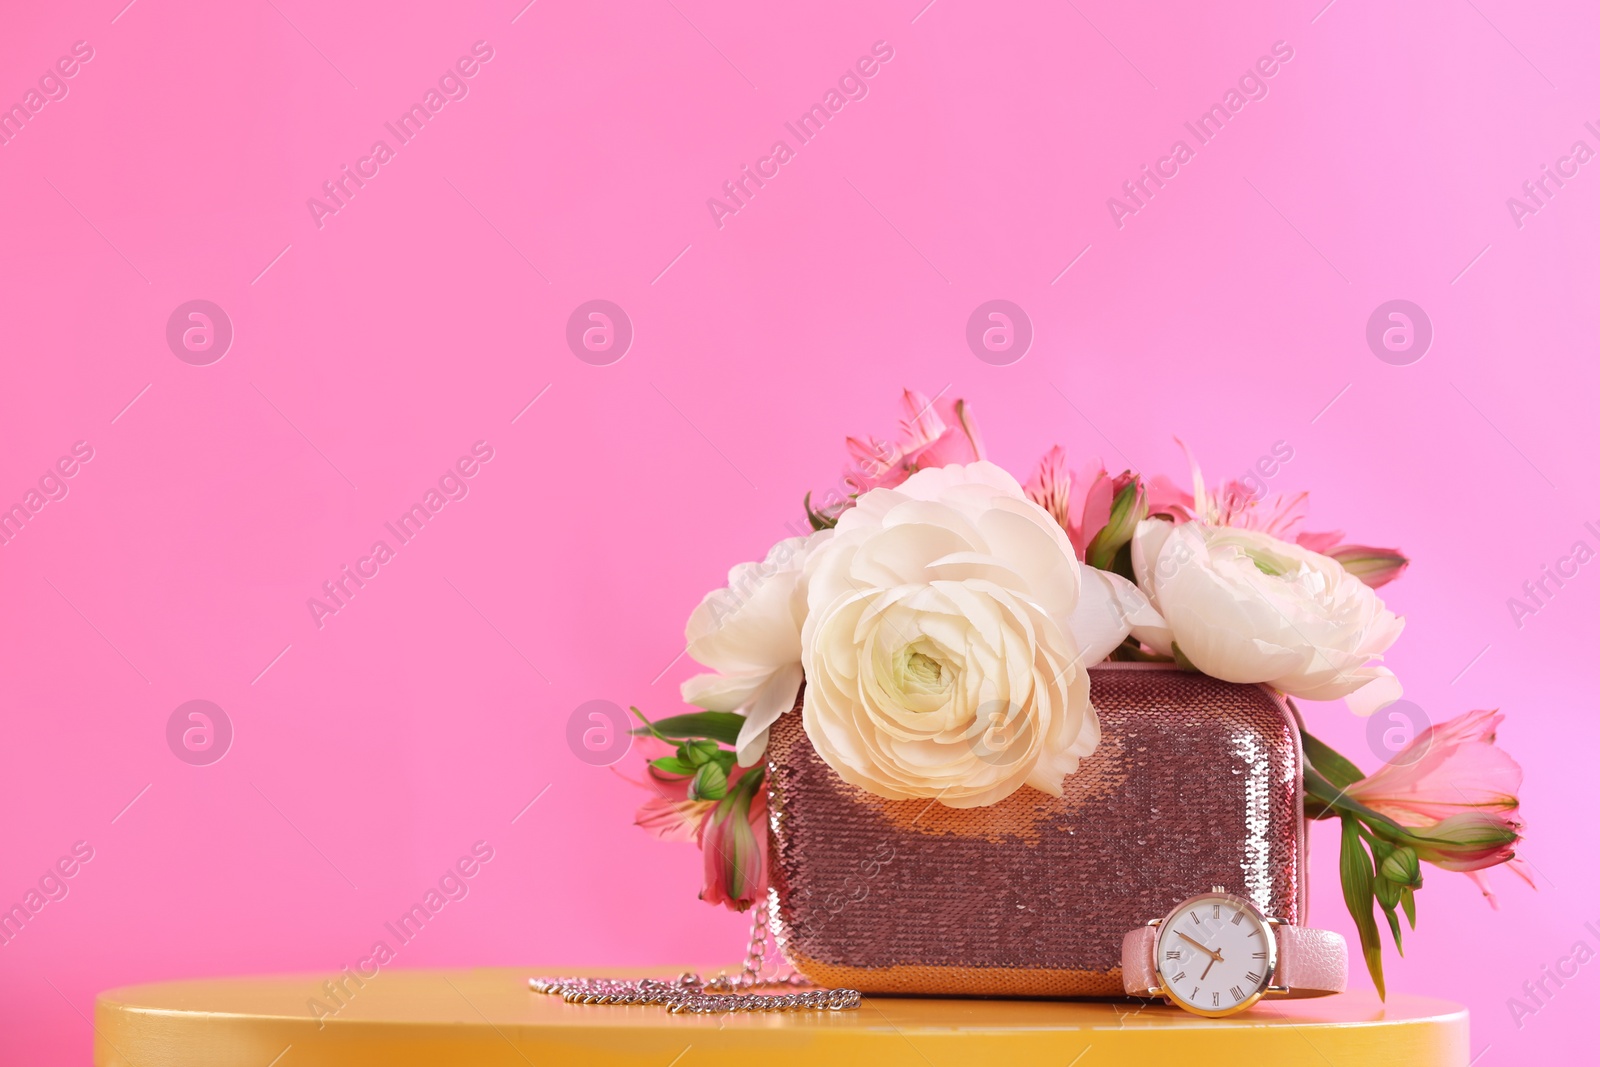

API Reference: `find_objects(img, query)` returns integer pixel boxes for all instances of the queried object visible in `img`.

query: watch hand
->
[1176,932,1222,961]
[1201,956,1217,981]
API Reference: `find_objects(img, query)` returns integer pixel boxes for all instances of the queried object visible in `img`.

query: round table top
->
[94,966,1469,1066]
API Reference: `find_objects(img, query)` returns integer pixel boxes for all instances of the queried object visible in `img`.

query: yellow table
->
[95,967,1469,1066]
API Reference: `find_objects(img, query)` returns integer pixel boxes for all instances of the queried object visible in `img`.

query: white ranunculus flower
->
[799,461,1153,808]
[681,533,828,765]
[1129,518,1405,714]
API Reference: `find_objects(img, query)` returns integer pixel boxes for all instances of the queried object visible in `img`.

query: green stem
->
[1304,767,1410,839]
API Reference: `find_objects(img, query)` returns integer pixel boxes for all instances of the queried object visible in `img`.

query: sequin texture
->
[765,664,1305,996]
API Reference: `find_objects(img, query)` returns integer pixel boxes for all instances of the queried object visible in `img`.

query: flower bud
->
[1085,474,1148,571]
[1380,846,1423,889]
[1403,812,1520,872]
[1374,872,1402,911]
[1327,544,1410,589]
[689,760,729,801]
[701,778,766,910]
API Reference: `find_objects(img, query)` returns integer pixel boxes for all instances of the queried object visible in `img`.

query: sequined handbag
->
[765,662,1307,997]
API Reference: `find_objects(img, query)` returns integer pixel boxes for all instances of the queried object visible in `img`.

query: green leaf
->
[1303,766,1356,821]
[1339,813,1386,1000]
[689,761,729,801]
[1400,886,1417,930]
[630,711,745,747]
[1301,730,1367,790]
[1302,761,1419,833]
[804,492,838,531]
[649,756,695,777]
[1378,897,1405,956]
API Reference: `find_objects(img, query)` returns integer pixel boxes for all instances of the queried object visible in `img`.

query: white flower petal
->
[800,461,1099,806]
[1318,662,1408,713]
[1071,567,1157,667]
[679,532,824,764]
[1135,519,1403,705]
[681,671,767,713]
[734,662,805,766]
[1130,517,1176,597]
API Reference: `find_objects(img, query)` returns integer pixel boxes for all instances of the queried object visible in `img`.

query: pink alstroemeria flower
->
[841,389,984,500]
[1022,445,1074,536]
[1345,709,1521,825]
[630,746,769,911]
[1213,481,1313,543]
[634,795,715,844]
[1346,708,1533,905]
[1023,446,1126,560]
[700,777,768,911]
[1169,437,1312,541]
[1156,439,1409,590]
[630,742,714,843]
[1144,472,1198,522]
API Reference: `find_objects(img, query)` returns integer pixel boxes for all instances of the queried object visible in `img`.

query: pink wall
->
[2,0,1596,1062]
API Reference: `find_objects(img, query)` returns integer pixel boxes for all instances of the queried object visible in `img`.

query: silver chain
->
[529,901,861,1014]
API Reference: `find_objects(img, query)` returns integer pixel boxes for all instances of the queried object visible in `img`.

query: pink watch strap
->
[1121,924,1347,997]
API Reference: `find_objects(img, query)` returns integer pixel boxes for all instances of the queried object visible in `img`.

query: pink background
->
[2,0,1597,1062]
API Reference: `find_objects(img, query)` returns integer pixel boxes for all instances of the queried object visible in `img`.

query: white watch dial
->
[1155,893,1276,1016]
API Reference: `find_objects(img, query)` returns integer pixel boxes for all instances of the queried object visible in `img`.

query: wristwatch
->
[1121,886,1347,1017]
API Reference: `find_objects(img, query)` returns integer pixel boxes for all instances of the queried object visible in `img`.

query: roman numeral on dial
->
[1230,985,1245,1002]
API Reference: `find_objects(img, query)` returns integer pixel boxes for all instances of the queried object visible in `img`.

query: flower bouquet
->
[624,389,1528,999]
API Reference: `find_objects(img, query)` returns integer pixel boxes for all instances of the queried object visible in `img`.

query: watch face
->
[1154,892,1277,1017]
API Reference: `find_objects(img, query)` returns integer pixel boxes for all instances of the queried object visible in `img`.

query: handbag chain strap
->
[529,901,862,1014]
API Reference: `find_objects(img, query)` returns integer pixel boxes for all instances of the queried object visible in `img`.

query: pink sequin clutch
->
[765,663,1307,997]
